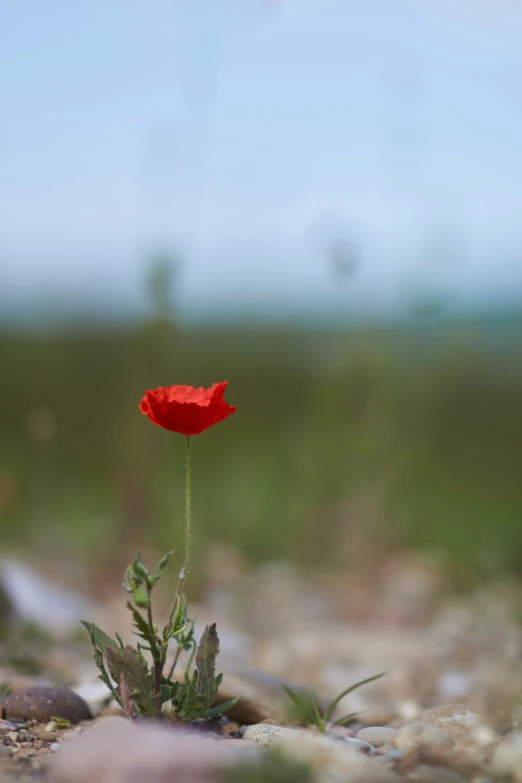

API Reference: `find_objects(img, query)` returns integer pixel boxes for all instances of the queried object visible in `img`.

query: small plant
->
[282,672,385,733]
[82,382,237,722]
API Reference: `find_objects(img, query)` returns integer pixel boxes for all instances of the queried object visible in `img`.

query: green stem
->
[166,436,192,630]
[178,435,192,596]
[146,585,163,713]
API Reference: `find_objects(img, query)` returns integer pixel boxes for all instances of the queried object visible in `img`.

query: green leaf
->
[164,593,186,641]
[105,645,124,685]
[323,673,386,722]
[132,553,150,582]
[80,621,121,656]
[159,684,172,704]
[204,696,240,719]
[121,645,157,716]
[83,623,123,709]
[195,623,220,713]
[127,603,155,647]
[52,717,71,729]
[151,549,174,584]
[311,695,326,733]
[282,685,310,714]
[333,711,360,727]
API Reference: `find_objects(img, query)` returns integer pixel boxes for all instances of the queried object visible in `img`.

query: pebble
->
[407,765,468,783]
[50,743,62,752]
[242,723,303,746]
[3,686,92,724]
[341,737,376,755]
[34,732,56,742]
[275,730,401,783]
[413,705,479,747]
[357,727,398,747]
[61,730,81,742]
[491,732,522,782]
[328,724,356,738]
[394,723,454,753]
[383,749,403,761]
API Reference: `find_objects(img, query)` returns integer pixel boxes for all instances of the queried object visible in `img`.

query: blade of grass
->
[311,694,326,733]
[333,711,359,727]
[324,672,385,722]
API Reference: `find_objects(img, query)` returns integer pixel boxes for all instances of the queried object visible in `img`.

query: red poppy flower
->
[139,381,236,436]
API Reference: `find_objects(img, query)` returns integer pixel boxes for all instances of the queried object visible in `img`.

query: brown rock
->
[3,687,92,725]
[357,726,397,747]
[413,705,479,748]
[213,687,271,725]
[394,723,454,753]
[407,765,468,783]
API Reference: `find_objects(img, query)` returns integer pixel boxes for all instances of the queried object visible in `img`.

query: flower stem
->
[146,585,163,713]
[166,436,192,632]
[178,435,192,595]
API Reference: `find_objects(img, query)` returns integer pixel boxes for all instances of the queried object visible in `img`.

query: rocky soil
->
[1,550,522,782]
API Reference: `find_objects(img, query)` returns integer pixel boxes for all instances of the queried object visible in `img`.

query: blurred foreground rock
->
[50,716,259,783]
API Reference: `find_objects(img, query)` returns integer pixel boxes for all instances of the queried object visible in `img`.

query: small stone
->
[492,732,522,782]
[34,732,56,742]
[242,723,303,747]
[213,687,272,725]
[383,749,403,761]
[414,705,479,747]
[407,765,468,783]
[275,730,402,783]
[357,727,398,747]
[341,737,376,755]
[61,730,81,742]
[7,731,18,741]
[3,687,92,725]
[394,723,454,753]
[328,724,356,738]
[50,742,61,752]
[0,721,19,731]
[220,720,240,735]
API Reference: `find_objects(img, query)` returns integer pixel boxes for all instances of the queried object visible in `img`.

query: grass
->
[1,317,522,584]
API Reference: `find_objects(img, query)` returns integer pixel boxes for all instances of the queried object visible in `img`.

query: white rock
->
[242,723,303,746]
[492,733,522,782]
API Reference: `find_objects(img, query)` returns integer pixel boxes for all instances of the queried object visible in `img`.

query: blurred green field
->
[1,316,522,582]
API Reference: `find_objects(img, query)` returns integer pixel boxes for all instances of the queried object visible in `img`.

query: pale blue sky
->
[2,0,522,319]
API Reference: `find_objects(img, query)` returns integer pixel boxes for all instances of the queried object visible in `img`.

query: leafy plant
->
[82,551,237,722]
[282,672,385,733]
